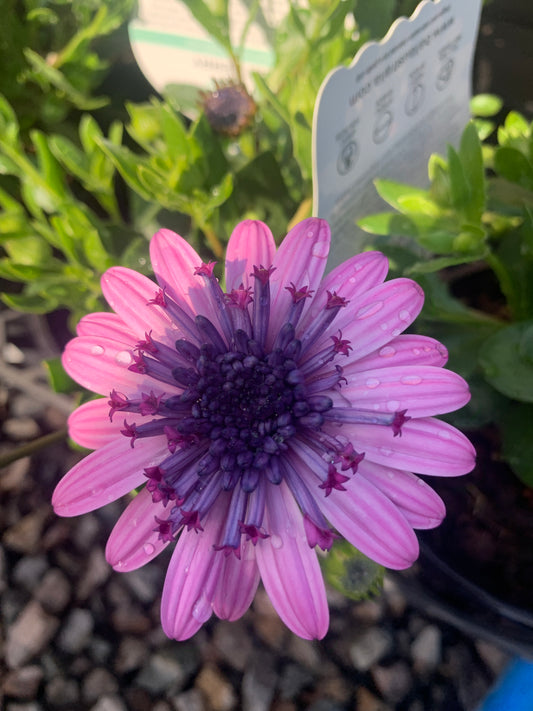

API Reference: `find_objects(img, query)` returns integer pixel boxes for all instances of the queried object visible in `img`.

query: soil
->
[419,428,533,613]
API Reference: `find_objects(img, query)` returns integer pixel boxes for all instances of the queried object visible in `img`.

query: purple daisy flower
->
[53,218,475,640]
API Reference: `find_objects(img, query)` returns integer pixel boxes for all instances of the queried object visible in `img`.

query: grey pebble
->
[5,600,59,668]
[35,567,71,614]
[56,607,94,654]
[135,653,186,695]
[349,627,393,671]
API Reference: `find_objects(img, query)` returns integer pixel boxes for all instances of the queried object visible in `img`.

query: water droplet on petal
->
[91,345,105,356]
[399,309,411,321]
[356,301,383,319]
[365,378,380,389]
[387,400,401,411]
[116,350,133,366]
[379,346,396,358]
[311,241,329,258]
[387,471,395,479]
[192,594,212,623]
[349,276,356,283]
[379,447,393,457]
[401,375,422,385]
[115,560,124,569]
[391,328,401,337]
[143,543,155,556]
[380,322,388,331]
[412,348,421,355]
[271,535,283,549]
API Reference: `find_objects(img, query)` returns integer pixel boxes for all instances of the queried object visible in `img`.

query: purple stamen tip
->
[326,291,349,309]
[121,420,137,447]
[147,288,167,308]
[251,264,275,285]
[286,282,314,303]
[194,261,216,277]
[392,409,410,437]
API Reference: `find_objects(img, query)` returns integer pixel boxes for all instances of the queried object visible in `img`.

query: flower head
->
[54,218,475,640]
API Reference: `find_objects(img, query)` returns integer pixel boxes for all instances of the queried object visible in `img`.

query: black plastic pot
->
[393,542,533,659]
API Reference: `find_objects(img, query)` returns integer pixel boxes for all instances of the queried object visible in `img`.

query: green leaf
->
[500,401,533,486]
[447,144,470,214]
[470,94,503,118]
[479,322,533,402]
[31,130,67,199]
[44,357,79,394]
[406,252,486,275]
[459,122,485,221]
[493,146,533,191]
[1,291,58,313]
[23,48,108,110]
[374,179,428,213]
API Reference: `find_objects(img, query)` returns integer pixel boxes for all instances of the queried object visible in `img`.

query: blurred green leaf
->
[479,322,533,402]
[500,401,533,486]
[470,94,503,118]
[44,357,79,394]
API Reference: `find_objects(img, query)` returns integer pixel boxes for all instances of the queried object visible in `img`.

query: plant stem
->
[0,428,68,469]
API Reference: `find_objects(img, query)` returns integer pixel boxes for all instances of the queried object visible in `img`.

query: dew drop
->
[387,471,395,479]
[143,543,155,556]
[91,344,105,356]
[356,301,383,319]
[271,535,283,549]
[401,375,422,385]
[192,594,213,623]
[115,560,124,569]
[399,309,411,321]
[380,322,388,331]
[349,276,356,283]
[387,400,401,411]
[391,328,401,337]
[115,350,133,366]
[412,348,421,355]
[379,447,393,457]
[311,241,329,258]
[365,378,380,389]
[379,346,396,358]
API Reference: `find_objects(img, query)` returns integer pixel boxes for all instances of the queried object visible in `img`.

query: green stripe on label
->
[129,25,275,68]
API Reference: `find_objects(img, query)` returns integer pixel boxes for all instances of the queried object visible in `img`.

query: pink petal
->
[105,488,171,571]
[268,218,331,344]
[161,496,230,640]
[101,267,177,342]
[52,435,168,516]
[255,482,329,640]
[68,398,148,449]
[212,541,260,621]
[318,473,420,569]
[225,220,276,292]
[344,417,476,476]
[149,228,215,319]
[299,251,389,332]
[348,334,449,370]
[318,278,425,359]
[76,312,137,342]
[62,336,181,397]
[341,365,470,417]
[357,460,446,530]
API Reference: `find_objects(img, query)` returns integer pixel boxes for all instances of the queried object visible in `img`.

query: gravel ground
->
[0,310,511,711]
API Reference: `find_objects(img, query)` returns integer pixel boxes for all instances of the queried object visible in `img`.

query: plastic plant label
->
[129,0,289,94]
[312,0,483,267]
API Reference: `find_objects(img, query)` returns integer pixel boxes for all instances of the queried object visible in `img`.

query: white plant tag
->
[312,0,483,267]
[129,0,289,93]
